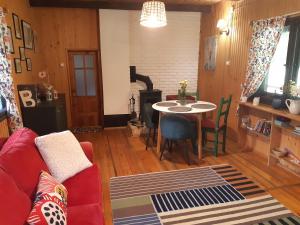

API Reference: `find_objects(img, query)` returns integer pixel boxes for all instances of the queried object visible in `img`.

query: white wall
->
[99,10,131,115]
[99,10,201,115]
[130,11,201,113]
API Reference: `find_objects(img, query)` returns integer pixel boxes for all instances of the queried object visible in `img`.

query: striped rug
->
[110,164,300,225]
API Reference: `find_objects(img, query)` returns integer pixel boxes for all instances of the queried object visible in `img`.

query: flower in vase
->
[178,80,188,105]
[179,80,188,91]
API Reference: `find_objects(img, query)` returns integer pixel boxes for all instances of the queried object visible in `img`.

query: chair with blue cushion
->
[160,114,196,165]
[143,103,159,150]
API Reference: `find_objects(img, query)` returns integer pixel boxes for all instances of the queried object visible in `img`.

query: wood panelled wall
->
[3,0,45,85]
[1,2,99,132]
[199,0,300,141]
[35,8,100,127]
[0,120,9,138]
[1,0,46,134]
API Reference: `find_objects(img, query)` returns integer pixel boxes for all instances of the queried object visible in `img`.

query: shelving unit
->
[247,128,270,140]
[239,102,300,176]
[273,124,300,138]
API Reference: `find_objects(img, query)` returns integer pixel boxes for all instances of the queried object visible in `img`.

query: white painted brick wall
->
[129,11,201,114]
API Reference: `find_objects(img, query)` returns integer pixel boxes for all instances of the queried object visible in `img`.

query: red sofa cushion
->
[63,164,102,207]
[27,171,68,225]
[0,168,32,225]
[67,204,104,225]
[0,128,49,198]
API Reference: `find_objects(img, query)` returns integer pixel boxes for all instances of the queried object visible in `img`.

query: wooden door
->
[68,51,101,127]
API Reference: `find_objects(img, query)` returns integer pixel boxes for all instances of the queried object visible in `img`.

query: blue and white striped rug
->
[110,165,300,225]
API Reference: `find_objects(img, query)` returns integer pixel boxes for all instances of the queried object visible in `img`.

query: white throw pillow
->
[35,130,92,183]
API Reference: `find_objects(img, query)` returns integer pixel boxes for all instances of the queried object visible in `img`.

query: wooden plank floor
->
[76,128,300,225]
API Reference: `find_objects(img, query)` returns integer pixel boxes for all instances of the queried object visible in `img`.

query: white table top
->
[152,100,217,114]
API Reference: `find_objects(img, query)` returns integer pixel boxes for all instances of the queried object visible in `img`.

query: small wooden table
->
[152,100,216,162]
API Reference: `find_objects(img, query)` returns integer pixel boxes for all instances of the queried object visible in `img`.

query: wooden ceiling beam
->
[29,0,212,13]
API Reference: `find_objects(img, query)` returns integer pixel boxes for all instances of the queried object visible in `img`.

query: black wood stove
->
[130,66,162,121]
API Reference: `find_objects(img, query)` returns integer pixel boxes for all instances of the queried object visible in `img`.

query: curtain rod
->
[282,11,300,18]
[249,10,300,26]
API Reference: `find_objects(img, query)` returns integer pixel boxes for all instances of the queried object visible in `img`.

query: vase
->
[285,99,300,114]
[272,98,283,109]
[178,89,186,105]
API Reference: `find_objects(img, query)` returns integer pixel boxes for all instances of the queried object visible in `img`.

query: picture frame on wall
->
[32,30,38,53]
[204,35,218,71]
[21,20,33,49]
[12,13,22,39]
[14,58,22,73]
[6,27,15,54]
[19,47,26,60]
[26,58,32,71]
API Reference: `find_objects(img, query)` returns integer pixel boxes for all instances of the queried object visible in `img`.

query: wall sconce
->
[217,19,229,35]
[217,6,234,36]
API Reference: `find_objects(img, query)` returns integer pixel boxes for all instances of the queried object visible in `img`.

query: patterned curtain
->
[241,16,286,98]
[0,8,23,132]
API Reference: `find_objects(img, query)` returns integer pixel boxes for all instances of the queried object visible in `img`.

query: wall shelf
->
[239,102,300,122]
[273,124,300,138]
[238,102,300,176]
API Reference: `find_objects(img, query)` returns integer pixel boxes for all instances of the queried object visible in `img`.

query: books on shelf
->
[253,119,272,136]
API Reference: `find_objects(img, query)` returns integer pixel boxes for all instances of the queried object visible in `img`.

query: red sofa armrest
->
[0,138,8,150]
[80,142,94,162]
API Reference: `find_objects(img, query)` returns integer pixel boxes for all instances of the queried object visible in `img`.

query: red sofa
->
[0,128,104,225]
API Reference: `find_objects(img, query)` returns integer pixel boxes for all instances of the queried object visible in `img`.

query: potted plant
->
[284,80,300,114]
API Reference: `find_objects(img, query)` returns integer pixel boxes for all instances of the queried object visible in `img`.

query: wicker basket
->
[128,122,144,137]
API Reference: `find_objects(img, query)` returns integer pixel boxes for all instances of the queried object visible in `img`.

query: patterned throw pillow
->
[27,171,68,225]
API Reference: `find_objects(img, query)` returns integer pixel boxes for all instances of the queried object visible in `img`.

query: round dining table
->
[152,100,217,162]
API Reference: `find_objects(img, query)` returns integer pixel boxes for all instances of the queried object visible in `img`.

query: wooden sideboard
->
[21,95,67,135]
[239,102,300,176]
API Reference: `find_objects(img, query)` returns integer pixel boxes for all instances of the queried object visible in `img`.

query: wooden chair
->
[201,95,232,157]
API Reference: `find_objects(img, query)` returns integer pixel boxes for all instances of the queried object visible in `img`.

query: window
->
[259,17,300,99]
[72,53,97,97]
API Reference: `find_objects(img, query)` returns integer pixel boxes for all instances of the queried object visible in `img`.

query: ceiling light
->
[140,1,167,28]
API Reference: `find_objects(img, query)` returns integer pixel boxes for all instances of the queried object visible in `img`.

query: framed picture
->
[19,47,26,60]
[26,58,32,71]
[14,58,22,73]
[12,13,22,39]
[5,27,14,54]
[21,20,33,49]
[204,35,218,71]
[33,30,38,53]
